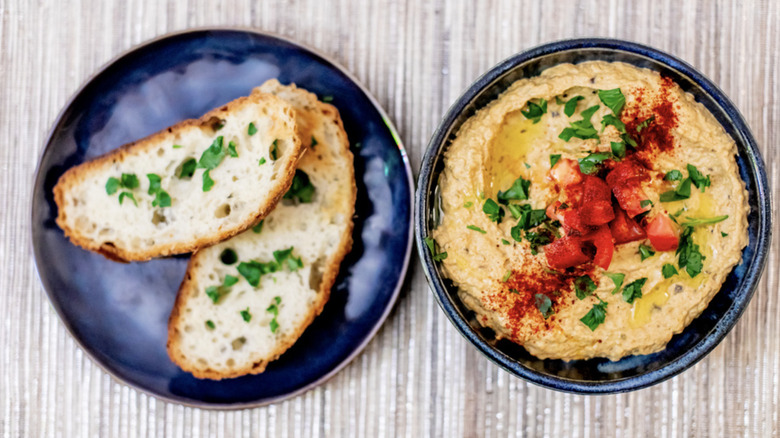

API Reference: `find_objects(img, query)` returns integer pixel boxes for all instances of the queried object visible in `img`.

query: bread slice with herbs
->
[53,92,305,262]
[167,80,356,380]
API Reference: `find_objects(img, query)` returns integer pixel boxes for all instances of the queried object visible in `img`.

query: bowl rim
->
[415,37,772,394]
[30,26,415,409]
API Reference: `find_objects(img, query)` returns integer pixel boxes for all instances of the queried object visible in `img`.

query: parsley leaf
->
[205,275,239,304]
[662,263,678,278]
[680,215,728,227]
[202,169,215,192]
[118,191,137,206]
[252,220,264,234]
[105,177,120,195]
[467,225,487,234]
[580,297,608,331]
[424,236,448,262]
[259,157,266,165]
[525,230,552,255]
[283,169,316,203]
[598,88,626,115]
[604,272,625,295]
[535,294,554,319]
[247,122,257,136]
[550,154,561,168]
[677,226,705,277]
[601,114,627,133]
[721,232,729,237]
[227,140,238,157]
[502,270,512,282]
[197,136,226,170]
[205,320,215,329]
[482,198,504,223]
[659,177,692,202]
[640,199,653,208]
[578,152,612,175]
[636,115,655,132]
[121,173,139,189]
[563,96,584,117]
[611,141,626,159]
[497,177,531,203]
[639,244,655,260]
[311,136,318,149]
[270,139,279,160]
[146,174,161,195]
[664,170,683,181]
[521,99,547,123]
[501,239,511,245]
[687,164,711,191]
[240,308,252,322]
[622,278,647,303]
[178,158,197,179]
[152,190,171,207]
[574,275,597,300]
[266,296,282,333]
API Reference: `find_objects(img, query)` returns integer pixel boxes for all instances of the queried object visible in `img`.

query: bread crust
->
[166,81,356,379]
[53,92,306,262]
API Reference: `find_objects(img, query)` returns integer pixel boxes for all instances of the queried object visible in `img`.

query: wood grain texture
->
[1,0,778,436]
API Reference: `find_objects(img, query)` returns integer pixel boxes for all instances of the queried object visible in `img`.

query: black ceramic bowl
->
[416,39,772,394]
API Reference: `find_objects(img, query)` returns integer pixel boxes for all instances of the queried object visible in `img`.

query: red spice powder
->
[622,76,680,164]
[485,260,593,341]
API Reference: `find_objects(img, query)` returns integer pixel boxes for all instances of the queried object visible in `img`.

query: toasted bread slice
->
[53,92,305,262]
[167,80,356,379]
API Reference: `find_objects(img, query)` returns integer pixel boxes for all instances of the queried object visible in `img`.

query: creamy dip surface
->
[430,61,749,361]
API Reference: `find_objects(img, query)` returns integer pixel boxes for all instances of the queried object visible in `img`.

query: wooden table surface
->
[2,0,778,436]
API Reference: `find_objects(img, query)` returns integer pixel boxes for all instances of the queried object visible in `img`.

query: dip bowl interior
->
[416,39,771,394]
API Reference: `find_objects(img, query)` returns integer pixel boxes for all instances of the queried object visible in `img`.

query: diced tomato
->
[605,159,649,187]
[585,225,614,270]
[544,236,591,269]
[549,158,583,187]
[609,206,647,244]
[610,181,650,217]
[582,175,612,203]
[561,209,591,235]
[546,201,562,221]
[646,214,680,251]
[580,200,615,226]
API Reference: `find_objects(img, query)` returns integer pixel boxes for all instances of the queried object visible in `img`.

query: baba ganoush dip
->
[427,61,749,361]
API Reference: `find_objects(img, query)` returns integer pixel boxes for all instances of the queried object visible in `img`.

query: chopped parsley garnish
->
[105,177,121,195]
[598,88,625,115]
[227,141,238,157]
[240,308,252,322]
[524,162,531,169]
[664,170,683,181]
[270,139,279,160]
[563,96,584,117]
[197,136,226,170]
[178,158,197,179]
[677,226,704,277]
[202,170,215,192]
[636,115,655,132]
[482,198,504,223]
[721,232,729,237]
[600,114,627,133]
[604,272,625,295]
[237,247,303,287]
[555,96,565,105]
[146,174,171,207]
[640,199,653,208]
[507,204,522,219]
[501,239,510,245]
[574,275,597,300]
[205,320,215,329]
[550,154,562,168]
[578,152,611,175]
[497,177,531,203]
[147,174,161,194]
[534,294,554,319]
[273,247,304,271]
[662,263,678,278]
[205,275,239,304]
[252,219,264,234]
[464,201,473,208]
[173,144,183,149]
[580,297,608,331]
[220,248,238,265]
[660,177,692,202]
[611,141,626,159]
[259,157,266,165]
[321,95,334,103]
[514,205,547,230]
[622,278,647,303]
[639,244,655,260]
[509,288,520,295]
[687,164,711,191]
[502,270,512,283]
[283,169,316,203]
[118,191,137,206]
[524,230,554,255]
[559,105,600,141]
[121,173,139,189]
[467,225,487,234]
[311,136,318,149]
[247,122,257,136]
[680,215,728,227]
[424,236,448,262]
[266,296,282,333]
[621,133,638,148]
[521,98,547,123]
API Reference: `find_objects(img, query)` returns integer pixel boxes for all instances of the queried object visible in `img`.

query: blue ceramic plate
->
[417,39,772,394]
[32,28,413,408]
